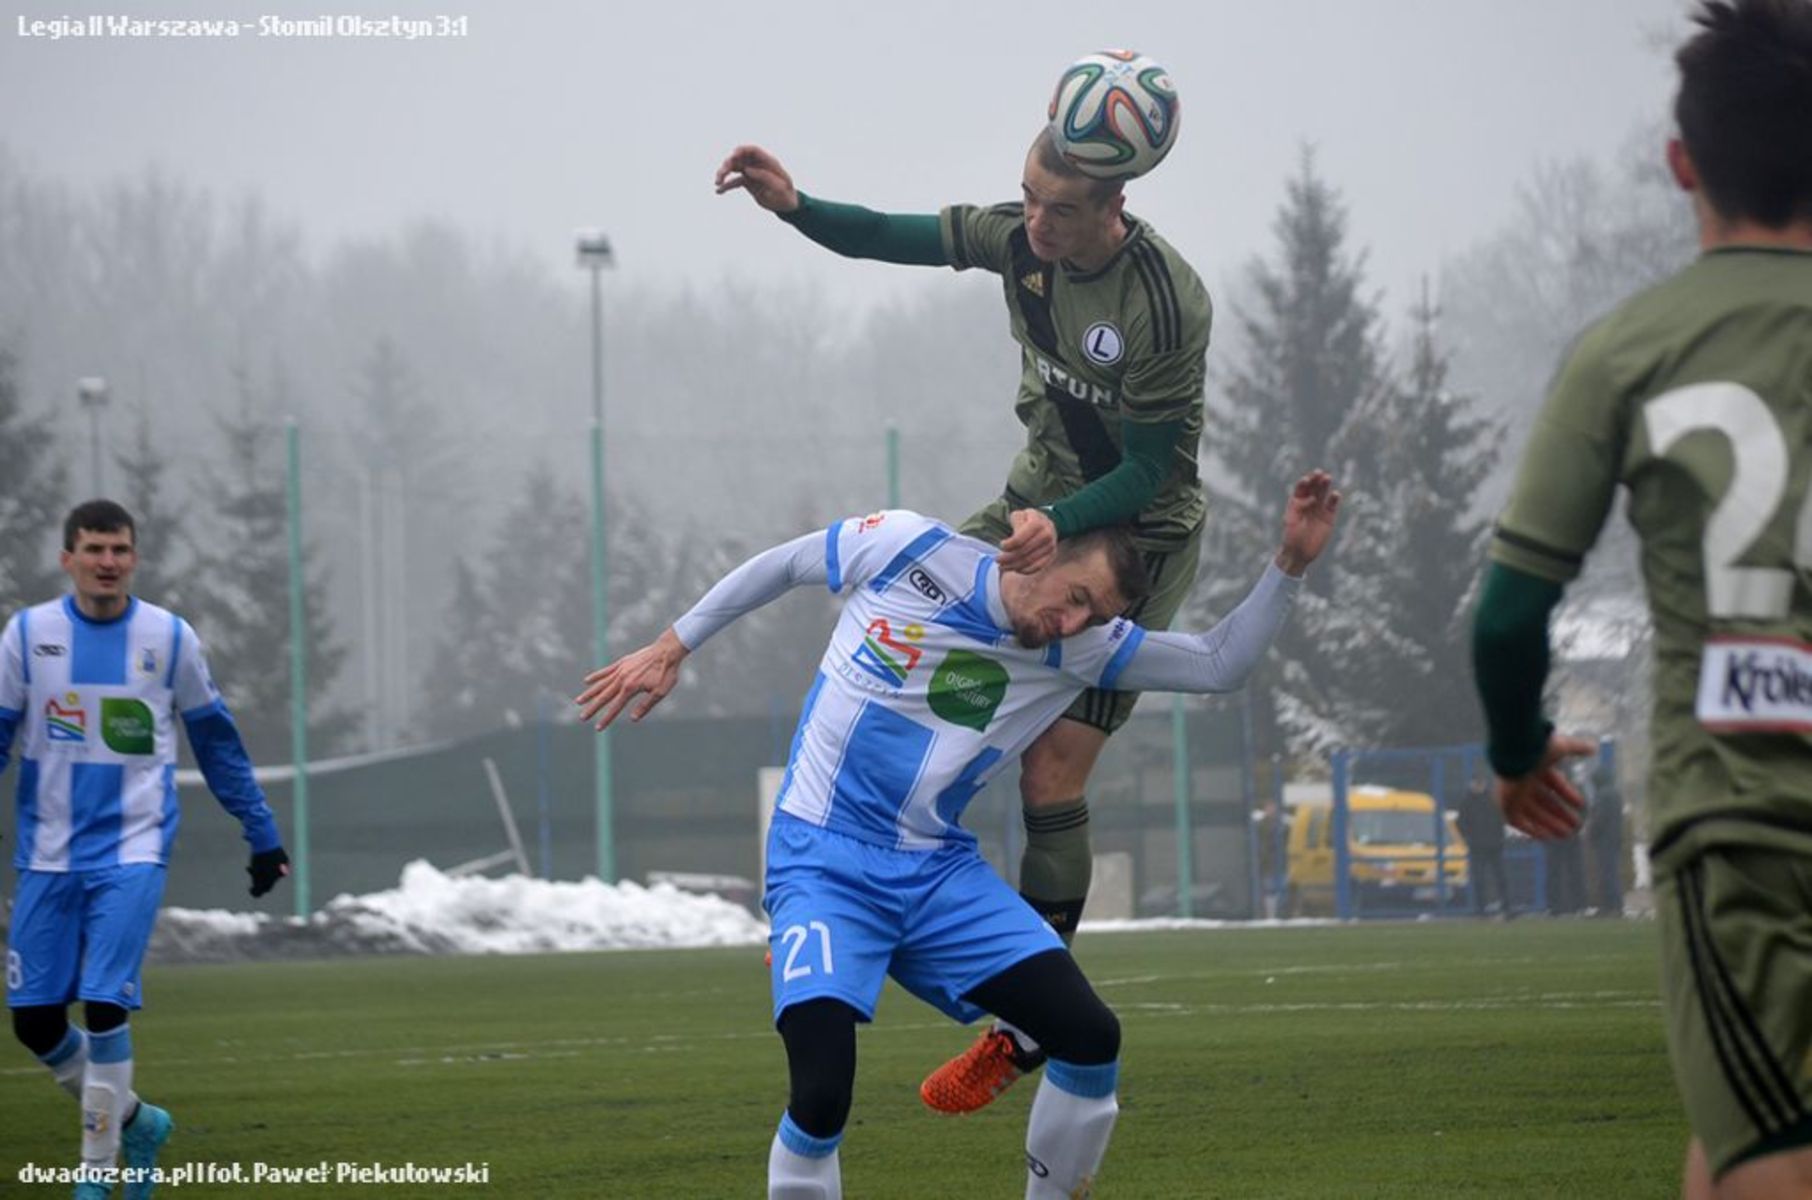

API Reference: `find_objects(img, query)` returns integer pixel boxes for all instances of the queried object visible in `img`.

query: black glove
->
[248,847,291,897]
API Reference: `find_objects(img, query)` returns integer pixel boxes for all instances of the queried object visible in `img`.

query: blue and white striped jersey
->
[675,510,1298,853]
[0,595,280,872]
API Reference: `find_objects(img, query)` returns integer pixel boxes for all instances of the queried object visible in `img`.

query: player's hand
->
[1494,734,1595,840]
[577,628,690,730]
[998,508,1058,574]
[1276,470,1340,576]
[714,145,801,214]
[248,847,290,897]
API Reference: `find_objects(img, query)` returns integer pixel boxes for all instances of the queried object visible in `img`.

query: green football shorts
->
[960,495,1201,735]
[1656,845,1812,1177]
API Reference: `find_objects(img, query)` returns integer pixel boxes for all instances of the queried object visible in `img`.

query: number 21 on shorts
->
[778,921,835,982]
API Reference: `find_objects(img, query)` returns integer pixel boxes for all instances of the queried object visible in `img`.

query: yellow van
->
[1285,786,1469,916]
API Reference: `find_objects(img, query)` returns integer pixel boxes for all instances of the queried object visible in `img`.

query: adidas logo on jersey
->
[1019,271,1045,298]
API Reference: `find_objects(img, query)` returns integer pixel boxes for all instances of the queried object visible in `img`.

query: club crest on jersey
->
[138,646,157,676]
[1081,321,1124,366]
[1019,270,1046,298]
[45,693,86,742]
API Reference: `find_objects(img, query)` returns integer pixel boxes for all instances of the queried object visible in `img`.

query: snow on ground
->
[150,860,769,963]
[145,862,1360,965]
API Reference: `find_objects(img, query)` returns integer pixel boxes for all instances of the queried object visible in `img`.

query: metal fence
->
[38,697,1263,917]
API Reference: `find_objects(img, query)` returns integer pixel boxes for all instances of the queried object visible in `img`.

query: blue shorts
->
[762,815,1062,1026]
[6,864,167,1010]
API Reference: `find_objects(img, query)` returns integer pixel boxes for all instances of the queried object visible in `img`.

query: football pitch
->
[3,920,1681,1198]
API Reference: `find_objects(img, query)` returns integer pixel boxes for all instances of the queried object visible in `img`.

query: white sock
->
[996,1019,1041,1055]
[38,1025,89,1102]
[81,1025,134,1170]
[768,1111,842,1200]
[1025,1059,1118,1199]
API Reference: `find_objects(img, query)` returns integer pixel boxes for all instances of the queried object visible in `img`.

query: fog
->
[0,0,1691,756]
[4,0,1682,314]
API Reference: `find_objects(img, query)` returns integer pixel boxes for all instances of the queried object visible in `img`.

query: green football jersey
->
[1490,247,1812,872]
[939,204,1211,549]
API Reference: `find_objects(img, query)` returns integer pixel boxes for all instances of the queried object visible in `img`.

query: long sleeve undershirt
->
[1043,419,1185,538]
[1115,563,1299,693]
[1470,561,1564,777]
[778,192,1187,536]
[778,193,948,265]
[672,529,1299,699]
[673,532,829,650]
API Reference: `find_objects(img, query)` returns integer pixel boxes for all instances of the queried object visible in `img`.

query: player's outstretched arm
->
[578,629,689,730]
[1275,469,1340,576]
[1114,471,1339,694]
[716,144,947,266]
[715,145,801,213]
[577,528,838,730]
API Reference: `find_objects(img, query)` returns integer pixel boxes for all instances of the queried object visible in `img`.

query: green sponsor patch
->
[927,651,1007,731]
[101,697,155,755]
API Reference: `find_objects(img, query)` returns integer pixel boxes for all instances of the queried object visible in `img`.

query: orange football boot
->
[919,1027,1046,1114]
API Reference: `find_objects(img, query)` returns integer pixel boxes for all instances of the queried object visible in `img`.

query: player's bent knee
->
[788,1071,854,1140]
[83,1001,128,1034]
[777,998,858,1139]
[1048,995,1120,1066]
[11,1004,69,1056]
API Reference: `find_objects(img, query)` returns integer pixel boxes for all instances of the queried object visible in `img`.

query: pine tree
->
[420,555,495,741]
[347,336,458,749]
[113,401,187,610]
[186,366,353,762]
[432,462,592,736]
[1196,149,1392,755]
[1334,286,1501,747]
[0,346,70,615]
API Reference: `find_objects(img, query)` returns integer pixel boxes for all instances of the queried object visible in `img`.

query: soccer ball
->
[1047,50,1180,181]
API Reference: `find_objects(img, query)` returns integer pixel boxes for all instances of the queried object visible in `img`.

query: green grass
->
[2,921,1682,1198]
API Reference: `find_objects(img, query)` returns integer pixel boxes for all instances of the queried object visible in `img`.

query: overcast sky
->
[3,0,1685,321]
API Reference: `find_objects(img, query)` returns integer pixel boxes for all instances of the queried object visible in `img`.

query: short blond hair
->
[1030,127,1126,207]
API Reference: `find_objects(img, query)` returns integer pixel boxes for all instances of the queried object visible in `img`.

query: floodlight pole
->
[886,422,900,508]
[577,229,616,883]
[77,377,108,495]
[1172,693,1194,919]
[285,418,312,915]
